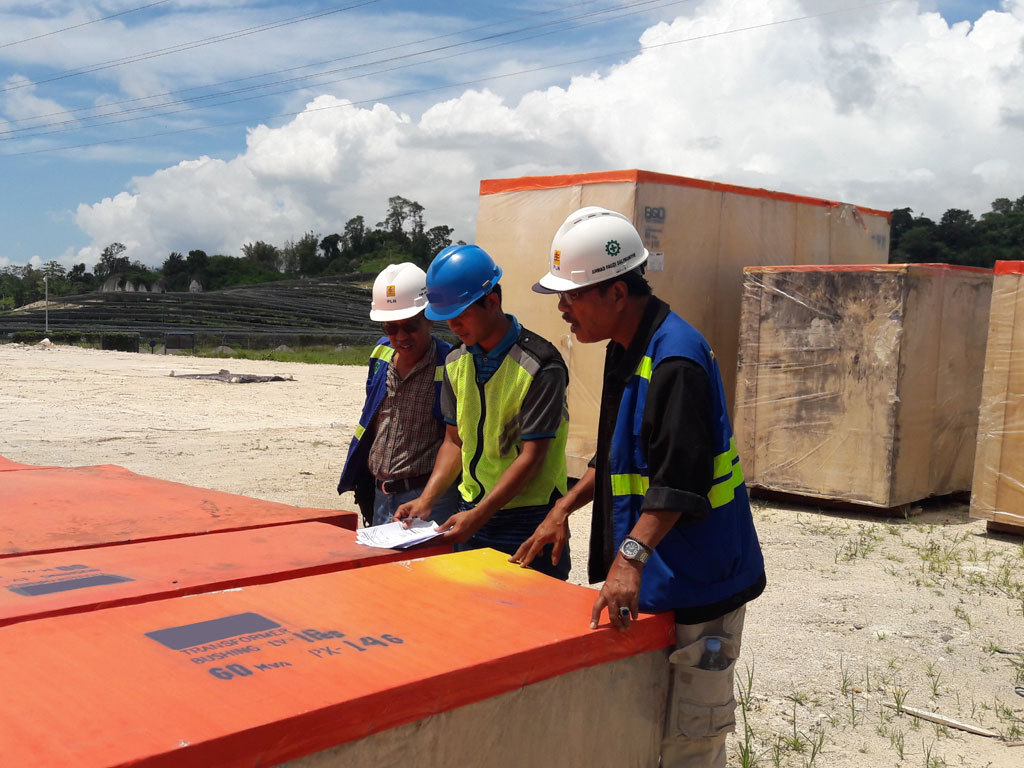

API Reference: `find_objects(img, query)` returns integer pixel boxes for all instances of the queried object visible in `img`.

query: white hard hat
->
[533,206,648,293]
[370,262,428,321]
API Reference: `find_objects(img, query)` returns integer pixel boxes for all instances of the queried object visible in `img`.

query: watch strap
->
[620,535,652,565]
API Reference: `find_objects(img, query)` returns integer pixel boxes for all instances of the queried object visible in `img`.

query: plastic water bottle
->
[698,637,728,670]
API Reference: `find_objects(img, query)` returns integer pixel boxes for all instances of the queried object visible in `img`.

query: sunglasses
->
[381,320,424,336]
[557,283,603,306]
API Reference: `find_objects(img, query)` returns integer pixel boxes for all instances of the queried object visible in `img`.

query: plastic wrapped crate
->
[477,169,890,476]
[971,261,1024,533]
[734,264,992,509]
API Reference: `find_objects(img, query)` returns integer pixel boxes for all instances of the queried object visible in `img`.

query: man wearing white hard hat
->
[510,207,766,768]
[337,262,461,527]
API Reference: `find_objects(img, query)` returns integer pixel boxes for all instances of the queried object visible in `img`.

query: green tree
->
[936,208,977,252]
[242,240,281,272]
[319,233,342,261]
[410,224,454,268]
[280,231,323,276]
[66,263,94,294]
[381,196,414,242]
[94,242,129,282]
[186,250,209,288]
[162,252,188,291]
[342,216,366,257]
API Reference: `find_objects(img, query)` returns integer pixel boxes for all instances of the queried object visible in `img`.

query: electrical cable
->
[0,0,172,50]
[0,1,382,93]
[0,0,676,137]
[2,0,898,158]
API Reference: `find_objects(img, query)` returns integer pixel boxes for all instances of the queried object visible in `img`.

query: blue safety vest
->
[611,311,764,614]
[337,336,451,494]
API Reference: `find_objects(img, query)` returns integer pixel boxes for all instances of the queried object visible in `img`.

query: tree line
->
[4,193,1023,313]
[888,195,1024,267]
[1,196,455,310]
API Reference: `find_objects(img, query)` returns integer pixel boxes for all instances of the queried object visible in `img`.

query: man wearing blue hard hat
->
[395,244,571,579]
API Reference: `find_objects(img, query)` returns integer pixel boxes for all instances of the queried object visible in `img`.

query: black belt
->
[376,473,432,495]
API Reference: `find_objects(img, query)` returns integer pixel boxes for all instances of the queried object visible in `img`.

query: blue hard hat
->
[424,245,503,321]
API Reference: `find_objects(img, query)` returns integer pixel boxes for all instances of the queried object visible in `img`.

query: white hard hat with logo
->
[533,206,649,293]
[370,262,428,321]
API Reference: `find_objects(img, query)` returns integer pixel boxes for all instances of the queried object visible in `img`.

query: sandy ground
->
[2,343,1022,768]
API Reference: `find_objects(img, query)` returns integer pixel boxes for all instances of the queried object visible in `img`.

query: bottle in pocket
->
[698,637,728,670]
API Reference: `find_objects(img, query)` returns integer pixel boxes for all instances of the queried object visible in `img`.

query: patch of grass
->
[952,604,972,629]
[922,738,947,768]
[736,662,760,768]
[893,686,910,714]
[839,655,853,696]
[890,727,906,760]
[834,524,882,563]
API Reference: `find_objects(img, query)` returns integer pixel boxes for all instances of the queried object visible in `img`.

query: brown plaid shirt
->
[367,339,444,481]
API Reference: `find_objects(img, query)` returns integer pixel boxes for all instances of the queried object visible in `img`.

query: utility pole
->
[43,275,49,333]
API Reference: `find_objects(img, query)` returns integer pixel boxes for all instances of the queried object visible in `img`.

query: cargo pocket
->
[666,635,738,740]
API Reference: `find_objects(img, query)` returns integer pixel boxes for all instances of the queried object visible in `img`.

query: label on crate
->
[3,563,134,597]
[144,610,406,680]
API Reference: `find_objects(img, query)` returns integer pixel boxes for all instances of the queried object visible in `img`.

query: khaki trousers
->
[660,604,747,768]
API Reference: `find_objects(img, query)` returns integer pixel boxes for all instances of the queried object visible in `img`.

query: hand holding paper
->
[355,519,442,550]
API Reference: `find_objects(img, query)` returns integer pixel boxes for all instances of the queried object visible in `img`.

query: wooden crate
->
[0,550,673,768]
[477,170,890,476]
[0,522,448,627]
[734,264,992,509]
[0,457,357,558]
[971,261,1024,534]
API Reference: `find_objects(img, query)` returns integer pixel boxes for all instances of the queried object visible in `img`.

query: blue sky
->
[0,0,1018,270]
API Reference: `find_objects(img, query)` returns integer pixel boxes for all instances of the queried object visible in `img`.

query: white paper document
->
[355,519,443,550]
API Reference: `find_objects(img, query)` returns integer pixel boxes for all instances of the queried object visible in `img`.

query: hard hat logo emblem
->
[553,249,561,268]
[386,285,396,297]
[605,240,621,257]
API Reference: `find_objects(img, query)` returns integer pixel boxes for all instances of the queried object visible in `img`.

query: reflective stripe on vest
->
[611,473,649,497]
[709,437,744,509]
[622,360,743,509]
[371,344,395,362]
[446,345,568,508]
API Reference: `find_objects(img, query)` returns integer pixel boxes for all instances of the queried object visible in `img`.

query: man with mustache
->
[511,207,766,767]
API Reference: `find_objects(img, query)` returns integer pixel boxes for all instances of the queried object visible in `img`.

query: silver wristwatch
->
[618,536,651,566]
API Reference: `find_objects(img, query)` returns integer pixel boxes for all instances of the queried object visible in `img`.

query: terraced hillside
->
[0,276,379,345]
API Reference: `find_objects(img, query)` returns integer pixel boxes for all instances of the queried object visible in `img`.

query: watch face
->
[622,539,640,558]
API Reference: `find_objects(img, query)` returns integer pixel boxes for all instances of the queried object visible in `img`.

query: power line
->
[2,0,898,159]
[1,0,676,138]
[2,0,622,121]
[0,1,382,93]
[0,0,173,50]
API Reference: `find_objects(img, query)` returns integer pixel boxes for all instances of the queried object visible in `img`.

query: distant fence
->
[164,332,195,354]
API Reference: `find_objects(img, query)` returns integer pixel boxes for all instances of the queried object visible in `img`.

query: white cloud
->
[1,75,75,124]
[74,0,1024,267]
